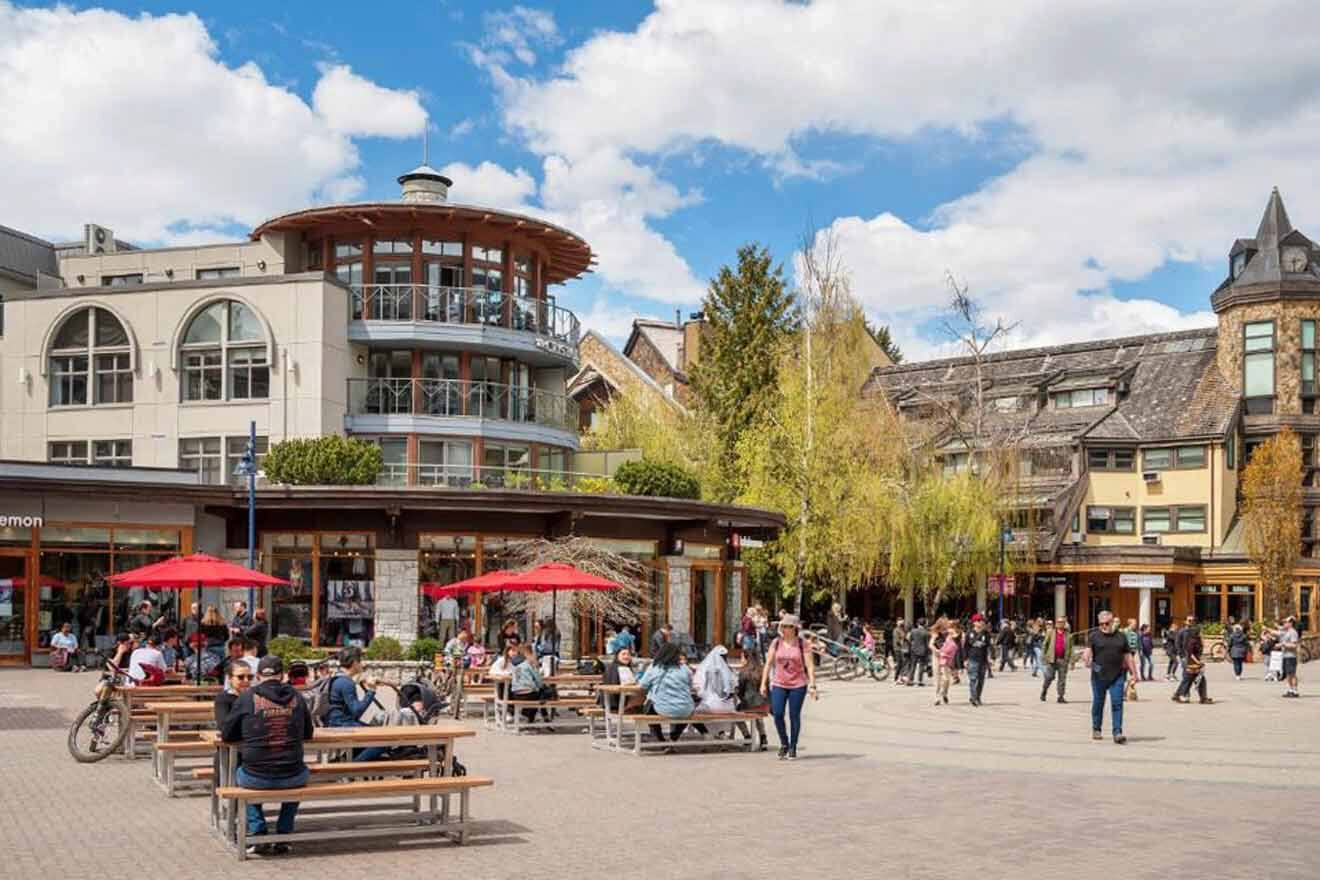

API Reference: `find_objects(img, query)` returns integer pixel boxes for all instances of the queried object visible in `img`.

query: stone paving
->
[1,659,1317,878]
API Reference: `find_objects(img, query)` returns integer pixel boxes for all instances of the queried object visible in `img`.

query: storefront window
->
[317,533,375,648]
[1194,585,1222,623]
[0,555,28,655]
[264,533,314,642]
[691,567,719,652]
[418,535,476,640]
[1226,585,1255,622]
[38,526,181,652]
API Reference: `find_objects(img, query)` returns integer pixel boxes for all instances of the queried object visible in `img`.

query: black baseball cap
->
[257,655,284,676]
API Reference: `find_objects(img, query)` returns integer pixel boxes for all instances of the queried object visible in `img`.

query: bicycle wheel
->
[868,657,892,682]
[68,699,129,763]
[832,654,861,681]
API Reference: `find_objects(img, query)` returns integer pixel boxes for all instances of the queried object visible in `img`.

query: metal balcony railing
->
[376,464,603,491]
[349,284,580,350]
[347,377,576,433]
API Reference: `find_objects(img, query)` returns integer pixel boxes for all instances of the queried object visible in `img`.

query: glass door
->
[0,552,31,663]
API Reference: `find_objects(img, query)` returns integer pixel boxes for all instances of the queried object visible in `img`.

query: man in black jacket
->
[243,609,270,658]
[221,655,312,853]
[963,615,993,706]
[907,620,929,686]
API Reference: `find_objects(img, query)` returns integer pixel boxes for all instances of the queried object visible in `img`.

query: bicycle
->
[67,662,138,763]
[813,634,891,682]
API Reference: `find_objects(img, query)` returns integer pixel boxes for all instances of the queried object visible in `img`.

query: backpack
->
[302,675,339,725]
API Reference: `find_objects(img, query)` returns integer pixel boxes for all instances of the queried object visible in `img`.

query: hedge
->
[262,436,383,485]
[612,459,700,499]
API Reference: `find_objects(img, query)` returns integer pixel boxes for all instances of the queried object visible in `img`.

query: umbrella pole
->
[551,589,557,674]
[196,583,203,685]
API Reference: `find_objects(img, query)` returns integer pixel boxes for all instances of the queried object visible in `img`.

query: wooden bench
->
[155,740,218,797]
[497,696,599,734]
[216,775,494,860]
[615,712,765,755]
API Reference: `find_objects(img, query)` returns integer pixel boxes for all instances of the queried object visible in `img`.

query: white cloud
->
[311,64,426,137]
[449,118,475,139]
[482,0,1320,352]
[0,3,425,243]
[472,6,561,69]
[439,160,538,212]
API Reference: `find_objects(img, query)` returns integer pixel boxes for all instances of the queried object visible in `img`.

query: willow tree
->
[886,464,1005,616]
[737,232,899,613]
[1242,428,1304,620]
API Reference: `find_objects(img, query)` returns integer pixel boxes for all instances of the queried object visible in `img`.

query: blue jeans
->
[770,685,807,749]
[1030,646,1042,674]
[1090,673,1125,735]
[236,765,310,836]
[1139,653,1154,679]
[967,659,986,702]
[331,720,388,762]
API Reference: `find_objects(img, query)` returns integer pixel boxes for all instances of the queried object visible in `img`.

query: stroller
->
[382,678,466,776]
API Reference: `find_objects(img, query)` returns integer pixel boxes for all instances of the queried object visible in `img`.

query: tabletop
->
[201,724,476,747]
[143,700,218,713]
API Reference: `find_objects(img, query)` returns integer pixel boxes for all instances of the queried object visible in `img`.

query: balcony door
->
[468,356,504,419]
[368,350,413,414]
[423,263,464,322]
[420,353,460,416]
[371,264,413,320]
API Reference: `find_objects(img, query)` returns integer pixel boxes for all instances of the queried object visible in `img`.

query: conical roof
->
[1253,186,1293,249]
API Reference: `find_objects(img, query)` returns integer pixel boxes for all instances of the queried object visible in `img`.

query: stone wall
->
[727,565,745,634]
[666,557,692,638]
[373,548,419,645]
[1218,301,1320,416]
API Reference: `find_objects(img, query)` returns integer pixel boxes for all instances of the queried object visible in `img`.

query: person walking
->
[996,620,1017,672]
[1039,617,1072,702]
[964,614,992,706]
[907,618,930,686]
[892,620,910,686]
[1172,624,1213,704]
[1226,624,1250,681]
[934,623,958,706]
[1138,624,1155,681]
[759,613,817,761]
[1277,617,1302,698]
[1122,619,1140,675]
[1026,620,1043,676]
[1175,615,1195,678]
[433,592,460,644]
[1163,622,1180,681]
[1081,610,1135,744]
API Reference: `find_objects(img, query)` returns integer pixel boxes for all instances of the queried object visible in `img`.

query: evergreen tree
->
[690,244,799,501]
[864,319,904,364]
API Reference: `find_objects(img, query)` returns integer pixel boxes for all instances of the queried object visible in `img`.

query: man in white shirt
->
[128,634,168,684]
[240,638,261,676]
[434,595,460,643]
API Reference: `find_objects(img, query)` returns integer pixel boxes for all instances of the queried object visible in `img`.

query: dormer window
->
[1052,388,1109,409]
[989,396,1022,412]
[1231,251,1247,279]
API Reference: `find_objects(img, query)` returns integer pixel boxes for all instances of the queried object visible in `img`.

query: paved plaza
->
[1,661,1317,878]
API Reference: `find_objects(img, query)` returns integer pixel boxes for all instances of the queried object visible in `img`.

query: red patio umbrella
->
[419,569,513,598]
[499,563,624,644]
[108,553,288,683]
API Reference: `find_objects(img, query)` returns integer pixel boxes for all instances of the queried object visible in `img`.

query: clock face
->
[1283,246,1310,272]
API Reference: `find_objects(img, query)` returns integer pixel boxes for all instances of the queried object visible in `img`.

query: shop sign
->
[1228,584,1254,595]
[987,574,1014,596]
[1034,574,1069,588]
[1196,584,1221,594]
[1119,573,1164,590]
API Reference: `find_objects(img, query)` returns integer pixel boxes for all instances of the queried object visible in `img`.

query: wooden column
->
[502,240,514,328]
[362,238,375,319]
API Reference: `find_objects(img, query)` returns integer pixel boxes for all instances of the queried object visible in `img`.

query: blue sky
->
[5,1,1315,357]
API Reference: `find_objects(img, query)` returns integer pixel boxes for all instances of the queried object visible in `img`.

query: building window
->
[101,274,143,287]
[1087,448,1135,471]
[196,267,241,280]
[417,439,474,486]
[1086,506,1135,534]
[372,238,413,255]
[180,300,268,402]
[1142,445,1206,471]
[1143,505,1207,534]
[989,396,1022,412]
[942,452,971,476]
[334,241,363,259]
[225,435,268,485]
[1226,434,1236,469]
[1304,320,1317,403]
[47,307,133,407]
[1244,320,1275,414]
[1052,388,1109,408]
[48,441,89,465]
[179,437,223,484]
[92,439,132,467]
[422,239,463,257]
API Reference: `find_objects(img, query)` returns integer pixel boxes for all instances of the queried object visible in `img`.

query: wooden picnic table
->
[203,723,478,841]
[121,686,219,759]
[144,700,218,793]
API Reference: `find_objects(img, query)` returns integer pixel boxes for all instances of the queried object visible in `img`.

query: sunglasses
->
[233,673,253,680]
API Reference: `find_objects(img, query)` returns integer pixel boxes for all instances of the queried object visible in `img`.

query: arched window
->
[48,307,132,406]
[180,300,269,401]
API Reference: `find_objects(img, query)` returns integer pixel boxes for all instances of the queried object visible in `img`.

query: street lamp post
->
[998,523,1012,624]
[233,420,259,608]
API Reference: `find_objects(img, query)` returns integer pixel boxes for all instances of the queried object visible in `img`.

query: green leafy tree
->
[737,232,898,613]
[612,459,701,499]
[1242,428,1304,620]
[262,436,383,485]
[690,243,799,502]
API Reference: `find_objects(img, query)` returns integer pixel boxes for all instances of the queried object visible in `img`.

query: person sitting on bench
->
[600,645,644,711]
[221,655,313,856]
[511,643,555,724]
[637,642,696,743]
[326,647,386,761]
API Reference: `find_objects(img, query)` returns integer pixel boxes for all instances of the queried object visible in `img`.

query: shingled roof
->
[868,326,1237,446]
